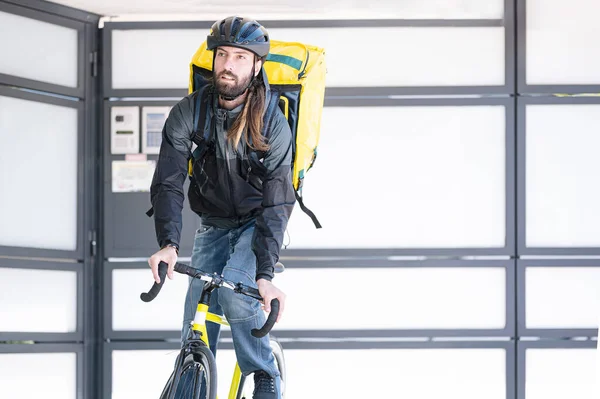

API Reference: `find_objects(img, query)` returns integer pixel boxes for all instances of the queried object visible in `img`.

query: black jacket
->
[149,80,295,281]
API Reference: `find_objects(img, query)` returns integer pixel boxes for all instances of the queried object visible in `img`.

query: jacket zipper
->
[227,161,239,219]
[223,117,240,221]
[245,144,252,182]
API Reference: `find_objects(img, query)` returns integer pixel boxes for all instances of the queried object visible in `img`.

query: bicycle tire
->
[160,344,218,399]
[236,337,287,399]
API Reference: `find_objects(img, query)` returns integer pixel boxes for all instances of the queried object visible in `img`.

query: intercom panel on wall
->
[111,106,140,154]
[142,106,171,154]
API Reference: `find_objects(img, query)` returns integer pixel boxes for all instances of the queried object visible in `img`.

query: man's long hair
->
[227,76,270,152]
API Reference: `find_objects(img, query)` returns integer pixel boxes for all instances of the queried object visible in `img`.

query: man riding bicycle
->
[147,16,293,399]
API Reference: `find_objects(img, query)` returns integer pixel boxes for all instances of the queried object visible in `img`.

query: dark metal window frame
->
[102,96,516,258]
[0,258,84,342]
[517,339,597,399]
[516,0,600,94]
[0,1,88,99]
[517,96,600,256]
[101,1,515,99]
[282,96,516,258]
[517,259,600,338]
[2,1,598,398]
[1,0,99,23]
[0,343,84,397]
[0,85,85,259]
[103,259,516,340]
[0,2,100,399]
[103,339,516,399]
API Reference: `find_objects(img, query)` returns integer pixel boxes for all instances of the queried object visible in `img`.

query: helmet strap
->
[246,58,257,88]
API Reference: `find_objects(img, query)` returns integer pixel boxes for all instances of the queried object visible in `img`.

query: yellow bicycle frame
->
[191,303,244,399]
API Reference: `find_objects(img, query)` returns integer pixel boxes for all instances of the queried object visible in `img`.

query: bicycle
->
[140,261,286,399]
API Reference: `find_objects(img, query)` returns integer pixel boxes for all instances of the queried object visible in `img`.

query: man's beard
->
[215,70,253,101]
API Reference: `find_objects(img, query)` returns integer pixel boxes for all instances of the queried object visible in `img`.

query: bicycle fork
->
[191,284,245,399]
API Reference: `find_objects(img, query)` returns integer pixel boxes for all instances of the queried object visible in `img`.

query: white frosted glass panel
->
[0,96,78,250]
[0,268,77,332]
[112,348,243,398]
[0,11,78,88]
[215,349,245,398]
[526,349,597,399]
[276,267,505,330]
[49,0,503,19]
[270,27,505,87]
[112,27,504,89]
[527,0,600,84]
[336,0,504,19]
[285,348,505,399]
[526,267,600,329]
[211,348,505,399]
[0,352,76,399]
[112,29,202,89]
[112,350,178,399]
[112,269,191,330]
[526,105,600,247]
[112,347,505,399]
[286,106,506,249]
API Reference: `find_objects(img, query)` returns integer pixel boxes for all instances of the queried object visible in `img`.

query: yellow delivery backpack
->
[188,40,326,228]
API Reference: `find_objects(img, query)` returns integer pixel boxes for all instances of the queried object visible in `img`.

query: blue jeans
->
[181,219,280,382]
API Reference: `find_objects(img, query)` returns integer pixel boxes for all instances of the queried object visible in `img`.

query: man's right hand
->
[148,246,178,283]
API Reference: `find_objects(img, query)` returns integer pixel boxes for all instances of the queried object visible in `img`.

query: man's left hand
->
[257,279,286,322]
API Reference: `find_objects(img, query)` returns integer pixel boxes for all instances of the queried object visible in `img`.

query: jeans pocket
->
[195,225,213,236]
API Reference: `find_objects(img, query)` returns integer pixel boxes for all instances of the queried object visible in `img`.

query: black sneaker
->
[253,370,279,399]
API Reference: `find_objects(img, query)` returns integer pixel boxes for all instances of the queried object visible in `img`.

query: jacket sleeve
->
[252,111,296,281]
[149,96,195,249]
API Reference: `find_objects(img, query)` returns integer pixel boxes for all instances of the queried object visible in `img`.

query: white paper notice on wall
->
[142,106,171,154]
[112,160,156,193]
[111,106,140,154]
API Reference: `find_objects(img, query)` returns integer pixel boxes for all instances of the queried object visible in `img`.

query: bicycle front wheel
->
[162,344,218,399]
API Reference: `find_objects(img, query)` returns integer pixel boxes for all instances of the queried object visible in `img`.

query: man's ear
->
[254,58,262,77]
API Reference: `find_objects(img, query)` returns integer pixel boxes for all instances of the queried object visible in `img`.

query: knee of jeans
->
[222,264,255,285]
[218,287,258,322]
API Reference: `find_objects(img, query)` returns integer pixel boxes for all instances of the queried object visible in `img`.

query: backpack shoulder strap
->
[192,85,211,146]
[262,90,281,139]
